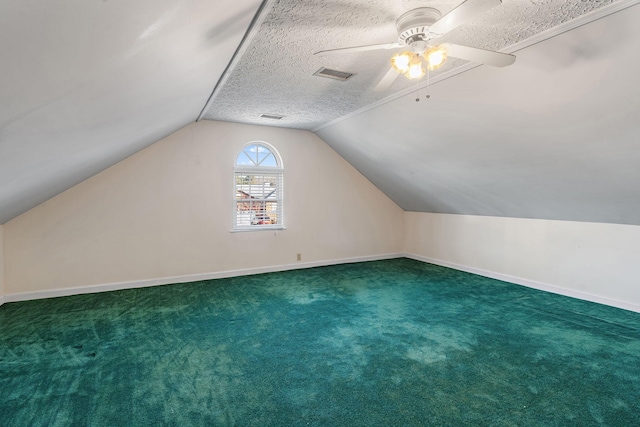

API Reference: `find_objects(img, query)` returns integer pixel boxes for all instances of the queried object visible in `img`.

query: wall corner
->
[0,224,4,306]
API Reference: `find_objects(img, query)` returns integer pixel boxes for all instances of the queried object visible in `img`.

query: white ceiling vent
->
[313,67,355,81]
[259,113,284,120]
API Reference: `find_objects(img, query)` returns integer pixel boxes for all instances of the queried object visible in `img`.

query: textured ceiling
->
[316,2,640,225]
[202,0,622,130]
[2,0,639,228]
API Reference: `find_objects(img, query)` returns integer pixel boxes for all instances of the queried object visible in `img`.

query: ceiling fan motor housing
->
[396,7,442,52]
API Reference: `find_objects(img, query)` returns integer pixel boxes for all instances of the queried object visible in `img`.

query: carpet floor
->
[1,258,639,426]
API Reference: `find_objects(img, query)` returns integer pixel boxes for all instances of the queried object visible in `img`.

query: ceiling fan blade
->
[442,43,515,67]
[374,68,400,92]
[429,0,502,36]
[314,42,401,56]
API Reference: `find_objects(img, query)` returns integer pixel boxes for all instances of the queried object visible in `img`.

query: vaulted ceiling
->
[2,0,639,225]
[202,0,632,130]
[0,0,263,223]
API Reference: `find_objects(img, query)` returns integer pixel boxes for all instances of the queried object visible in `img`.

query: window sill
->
[230,226,286,233]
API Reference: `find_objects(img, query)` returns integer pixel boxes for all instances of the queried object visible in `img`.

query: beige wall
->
[5,121,639,312]
[3,121,404,296]
[404,212,640,311]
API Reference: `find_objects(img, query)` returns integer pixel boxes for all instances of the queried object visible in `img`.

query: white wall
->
[0,225,4,305]
[404,212,640,312]
[3,121,404,298]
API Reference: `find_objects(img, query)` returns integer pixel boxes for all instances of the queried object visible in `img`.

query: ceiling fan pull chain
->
[415,77,421,102]
[425,69,431,100]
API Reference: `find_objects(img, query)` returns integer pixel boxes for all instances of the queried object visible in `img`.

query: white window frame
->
[232,142,284,232]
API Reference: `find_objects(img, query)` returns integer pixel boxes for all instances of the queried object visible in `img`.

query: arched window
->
[233,142,284,230]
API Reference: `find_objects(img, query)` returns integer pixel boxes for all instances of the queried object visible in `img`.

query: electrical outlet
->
[296,253,302,261]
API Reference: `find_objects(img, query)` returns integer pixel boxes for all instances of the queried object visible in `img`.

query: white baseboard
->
[2,253,403,304]
[404,253,640,313]
[4,252,638,314]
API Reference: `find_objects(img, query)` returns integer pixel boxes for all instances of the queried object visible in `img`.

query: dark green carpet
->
[1,258,639,426]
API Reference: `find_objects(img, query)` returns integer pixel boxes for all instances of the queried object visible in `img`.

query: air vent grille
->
[313,67,355,81]
[259,114,284,120]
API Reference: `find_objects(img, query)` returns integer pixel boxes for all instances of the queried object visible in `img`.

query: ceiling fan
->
[314,0,516,91]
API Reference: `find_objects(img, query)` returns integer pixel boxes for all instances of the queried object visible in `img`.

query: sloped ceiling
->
[201,0,640,226]
[0,0,263,224]
[2,0,640,227]
[316,3,640,225]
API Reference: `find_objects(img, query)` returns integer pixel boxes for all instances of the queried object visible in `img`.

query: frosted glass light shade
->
[424,46,447,70]
[405,55,425,79]
[391,51,413,74]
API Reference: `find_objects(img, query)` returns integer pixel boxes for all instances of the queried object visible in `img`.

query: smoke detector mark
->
[314,67,355,81]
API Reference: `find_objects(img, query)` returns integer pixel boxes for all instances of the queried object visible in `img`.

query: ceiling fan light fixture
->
[424,46,447,70]
[315,1,516,90]
[391,51,413,74]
